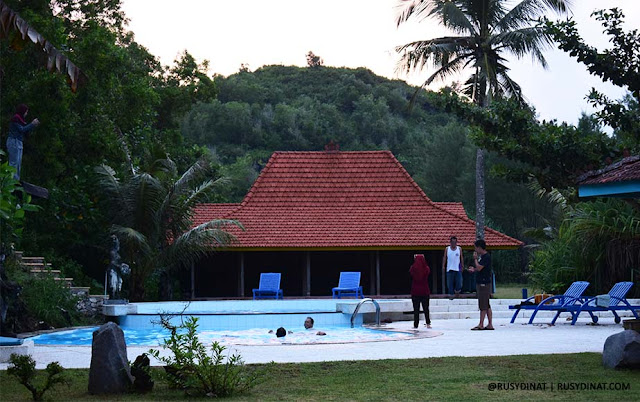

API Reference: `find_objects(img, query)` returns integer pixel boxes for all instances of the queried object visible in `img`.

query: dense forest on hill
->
[187,65,555,246]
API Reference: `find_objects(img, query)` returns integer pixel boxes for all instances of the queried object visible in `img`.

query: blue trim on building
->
[578,180,640,198]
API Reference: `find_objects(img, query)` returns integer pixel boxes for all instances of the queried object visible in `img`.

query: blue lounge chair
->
[332,272,364,299]
[568,282,640,325]
[509,281,590,325]
[252,273,283,300]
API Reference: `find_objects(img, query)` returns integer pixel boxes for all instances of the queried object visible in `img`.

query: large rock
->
[88,322,133,394]
[603,330,640,369]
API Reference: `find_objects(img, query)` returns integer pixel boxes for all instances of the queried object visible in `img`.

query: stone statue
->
[107,235,130,300]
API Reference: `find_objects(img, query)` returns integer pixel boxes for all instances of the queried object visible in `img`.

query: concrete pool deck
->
[0,316,627,369]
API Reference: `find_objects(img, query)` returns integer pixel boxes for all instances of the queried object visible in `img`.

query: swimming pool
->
[107,299,413,330]
[29,325,432,346]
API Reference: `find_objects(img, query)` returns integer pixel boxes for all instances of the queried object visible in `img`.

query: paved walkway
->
[1,316,624,369]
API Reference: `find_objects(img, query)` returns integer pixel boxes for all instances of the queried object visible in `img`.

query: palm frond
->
[433,0,478,34]
[95,164,132,221]
[423,54,471,87]
[396,36,474,74]
[126,173,165,237]
[174,159,211,194]
[94,164,121,197]
[149,157,177,179]
[0,2,86,91]
[493,27,552,66]
[460,0,507,31]
[497,71,525,104]
[396,0,433,26]
[161,219,243,271]
[110,225,153,256]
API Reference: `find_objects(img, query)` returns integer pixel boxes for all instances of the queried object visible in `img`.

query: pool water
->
[29,326,420,346]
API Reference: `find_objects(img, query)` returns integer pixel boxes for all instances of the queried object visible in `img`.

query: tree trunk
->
[475,147,485,240]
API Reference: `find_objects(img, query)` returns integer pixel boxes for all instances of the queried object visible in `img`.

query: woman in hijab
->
[409,254,431,329]
[7,104,40,180]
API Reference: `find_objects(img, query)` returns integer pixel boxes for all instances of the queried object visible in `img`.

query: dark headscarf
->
[11,104,28,124]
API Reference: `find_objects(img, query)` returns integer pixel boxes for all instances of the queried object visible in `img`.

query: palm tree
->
[396,0,571,239]
[96,158,242,301]
[0,1,85,91]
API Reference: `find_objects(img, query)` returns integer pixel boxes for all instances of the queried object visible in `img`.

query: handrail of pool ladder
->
[350,298,381,328]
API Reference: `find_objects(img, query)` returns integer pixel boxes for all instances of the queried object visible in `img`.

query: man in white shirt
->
[442,236,464,299]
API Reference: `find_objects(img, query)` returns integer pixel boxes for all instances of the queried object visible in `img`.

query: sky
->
[121,0,639,126]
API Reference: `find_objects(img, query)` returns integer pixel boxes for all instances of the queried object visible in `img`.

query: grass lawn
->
[494,283,532,299]
[1,353,638,401]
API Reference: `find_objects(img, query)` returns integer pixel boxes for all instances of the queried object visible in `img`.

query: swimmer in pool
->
[268,327,292,336]
[304,317,326,336]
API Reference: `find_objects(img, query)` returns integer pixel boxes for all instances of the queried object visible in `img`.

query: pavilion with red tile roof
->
[191,150,522,297]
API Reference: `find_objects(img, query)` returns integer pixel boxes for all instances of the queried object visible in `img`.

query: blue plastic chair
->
[252,273,283,300]
[508,281,590,324]
[568,282,639,325]
[332,272,364,299]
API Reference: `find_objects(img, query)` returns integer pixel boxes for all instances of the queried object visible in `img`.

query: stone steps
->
[70,286,91,296]
[356,298,640,322]
[16,253,77,289]
[21,256,44,263]
[29,268,61,275]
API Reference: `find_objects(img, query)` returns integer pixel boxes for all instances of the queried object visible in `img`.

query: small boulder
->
[603,330,640,369]
[88,322,133,394]
[131,353,154,393]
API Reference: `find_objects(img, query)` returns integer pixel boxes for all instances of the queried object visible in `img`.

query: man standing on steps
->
[442,236,463,300]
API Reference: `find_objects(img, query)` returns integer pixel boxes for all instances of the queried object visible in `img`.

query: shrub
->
[19,273,80,328]
[7,354,66,401]
[529,199,640,295]
[148,316,261,397]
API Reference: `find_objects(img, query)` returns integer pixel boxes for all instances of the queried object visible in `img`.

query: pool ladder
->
[350,298,381,328]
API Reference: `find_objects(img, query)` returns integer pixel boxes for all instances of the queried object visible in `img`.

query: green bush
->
[7,354,66,401]
[21,273,80,328]
[529,199,640,295]
[148,316,262,397]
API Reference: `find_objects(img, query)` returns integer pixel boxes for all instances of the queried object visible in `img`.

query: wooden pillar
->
[369,252,375,295]
[440,250,446,295]
[190,262,195,300]
[376,250,381,296]
[238,252,245,297]
[305,251,311,296]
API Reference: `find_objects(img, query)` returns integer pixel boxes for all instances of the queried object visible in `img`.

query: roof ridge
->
[386,151,433,204]
[238,152,279,208]
[272,150,393,154]
[385,153,503,236]
[197,203,240,206]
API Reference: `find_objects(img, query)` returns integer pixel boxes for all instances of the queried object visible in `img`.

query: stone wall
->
[76,295,107,318]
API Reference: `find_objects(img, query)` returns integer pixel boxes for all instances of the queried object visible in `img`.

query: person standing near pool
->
[409,254,431,329]
[6,104,40,181]
[442,235,463,299]
[468,239,494,330]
